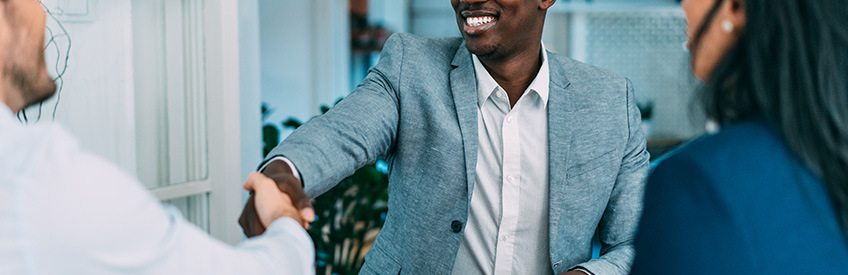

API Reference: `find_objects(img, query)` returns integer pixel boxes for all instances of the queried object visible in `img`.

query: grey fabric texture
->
[264,33,650,275]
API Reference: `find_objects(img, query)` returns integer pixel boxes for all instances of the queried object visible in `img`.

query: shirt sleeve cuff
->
[265,217,307,236]
[570,267,594,275]
[259,156,302,183]
[248,217,314,274]
[262,217,312,247]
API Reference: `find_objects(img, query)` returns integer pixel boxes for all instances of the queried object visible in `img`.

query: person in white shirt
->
[0,0,314,274]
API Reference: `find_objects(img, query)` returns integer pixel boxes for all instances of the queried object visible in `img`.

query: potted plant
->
[263,100,389,275]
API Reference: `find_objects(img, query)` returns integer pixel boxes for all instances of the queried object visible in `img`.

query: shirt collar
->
[472,42,551,108]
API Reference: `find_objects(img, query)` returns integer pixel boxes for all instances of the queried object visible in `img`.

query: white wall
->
[369,0,411,33]
[29,0,254,244]
[239,0,262,181]
[205,0,251,244]
[30,0,138,174]
[258,0,350,139]
[410,0,458,37]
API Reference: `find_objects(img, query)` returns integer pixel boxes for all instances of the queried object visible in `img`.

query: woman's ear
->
[727,0,746,31]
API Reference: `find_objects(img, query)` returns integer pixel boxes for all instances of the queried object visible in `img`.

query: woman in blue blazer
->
[631,0,848,273]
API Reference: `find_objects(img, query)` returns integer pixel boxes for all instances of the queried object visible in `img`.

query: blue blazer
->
[266,33,650,275]
[631,121,848,274]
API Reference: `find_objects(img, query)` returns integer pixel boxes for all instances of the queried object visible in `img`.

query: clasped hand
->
[238,162,315,237]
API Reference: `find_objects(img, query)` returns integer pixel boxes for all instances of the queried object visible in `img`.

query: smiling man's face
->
[451,0,553,60]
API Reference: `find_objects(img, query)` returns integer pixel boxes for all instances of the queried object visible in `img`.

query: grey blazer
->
[266,33,649,275]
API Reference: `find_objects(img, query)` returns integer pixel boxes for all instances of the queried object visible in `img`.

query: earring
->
[722,20,734,33]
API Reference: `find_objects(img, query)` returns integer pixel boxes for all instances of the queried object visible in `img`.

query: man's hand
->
[241,172,303,229]
[560,270,590,275]
[238,160,314,237]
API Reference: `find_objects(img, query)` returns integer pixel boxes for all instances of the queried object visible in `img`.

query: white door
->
[132,0,244,244]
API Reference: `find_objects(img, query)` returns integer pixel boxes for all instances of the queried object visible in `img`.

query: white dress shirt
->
[450,45,552,275]
[0,105,314,274]
[269,45,558,274]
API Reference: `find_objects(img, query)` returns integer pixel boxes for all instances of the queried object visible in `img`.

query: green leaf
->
[262,125,280,157]
[282,118,303,129]
[268,97,389,275]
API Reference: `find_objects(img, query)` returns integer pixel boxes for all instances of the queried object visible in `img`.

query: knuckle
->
[258,175,273,184]
[279,193,294,203]
[248,172,261,180]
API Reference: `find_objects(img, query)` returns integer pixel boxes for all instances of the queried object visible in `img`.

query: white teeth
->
[466,16,495,27]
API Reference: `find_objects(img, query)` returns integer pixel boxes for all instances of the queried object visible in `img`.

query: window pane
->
[133,0,209,188]
[162,193,211,232]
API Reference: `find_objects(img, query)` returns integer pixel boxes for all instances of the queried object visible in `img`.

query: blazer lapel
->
[547,55,578,250]
[450,43,479,203]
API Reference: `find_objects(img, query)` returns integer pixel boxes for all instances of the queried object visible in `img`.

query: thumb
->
[289,185,315,222]
[244,172,273,192]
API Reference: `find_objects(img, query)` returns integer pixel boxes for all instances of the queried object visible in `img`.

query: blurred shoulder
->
[0,122,77,175]
[547,52,626,87]
[652,121,791,191]
[663,121,782,166]
[1,121,133,188]
[388,33,464,50]
[382,33,464,64]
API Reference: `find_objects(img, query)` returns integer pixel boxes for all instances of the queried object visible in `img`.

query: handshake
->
[238,161,315,237]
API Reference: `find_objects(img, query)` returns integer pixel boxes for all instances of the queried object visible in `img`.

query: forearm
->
[259,157,302,184]
[161,216,314,274]
[584,162,646,274]
[267,91,398,198]
[581,78,649,275]
[234,218,315,274]
[573,243,635,275]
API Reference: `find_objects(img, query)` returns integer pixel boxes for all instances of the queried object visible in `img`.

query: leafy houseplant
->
[262,100,389,275]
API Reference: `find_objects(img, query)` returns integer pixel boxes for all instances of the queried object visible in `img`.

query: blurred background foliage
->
[263,99,389,275]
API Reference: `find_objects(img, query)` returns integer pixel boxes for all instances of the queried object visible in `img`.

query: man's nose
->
[461,0,488,4]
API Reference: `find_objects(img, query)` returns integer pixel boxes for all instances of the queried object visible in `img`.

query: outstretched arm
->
[263,34,405,198]
[239,34,408,236]
[25,148,314,274]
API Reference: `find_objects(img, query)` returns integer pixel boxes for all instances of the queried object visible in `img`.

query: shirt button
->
[507,175,516,182]
[451,220,463,233]
[506,116,514,123]
[502,235,509,241]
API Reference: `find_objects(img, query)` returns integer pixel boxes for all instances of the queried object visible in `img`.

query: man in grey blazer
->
[240,0,649,274]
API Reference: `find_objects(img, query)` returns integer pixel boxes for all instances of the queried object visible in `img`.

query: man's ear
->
[0,4,9,46]
[540,0,556,11]
[0,3,8,80]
